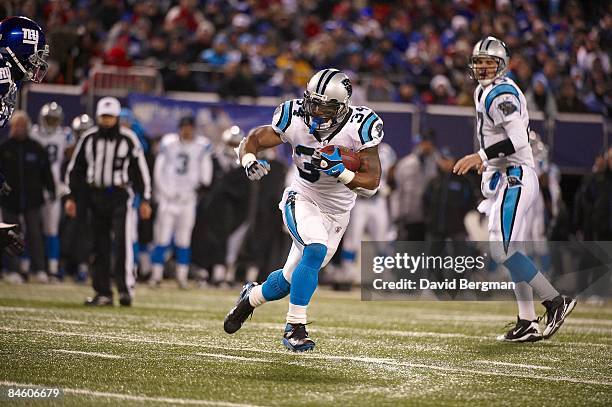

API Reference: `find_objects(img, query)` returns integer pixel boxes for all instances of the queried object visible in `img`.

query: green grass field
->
[0,281,610,406]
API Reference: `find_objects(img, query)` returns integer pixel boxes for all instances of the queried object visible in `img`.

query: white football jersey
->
[272,98,384,214]
[30,124,73,187]
[474,77,534,169]
[154,133,213,202]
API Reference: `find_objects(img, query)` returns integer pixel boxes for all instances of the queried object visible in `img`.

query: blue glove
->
[312,146,346,177]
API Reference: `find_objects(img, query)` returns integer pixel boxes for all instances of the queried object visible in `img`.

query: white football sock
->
[176,264,188,285]
[286,303,307,325]
[248,284,266,307]
[513,281,537,321]
[150,264,163,283]
[48,259,58,275]
[212,264,226,283]
[528,272,559,301]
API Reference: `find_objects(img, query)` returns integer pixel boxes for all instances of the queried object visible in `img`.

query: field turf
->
[0,281,610,406]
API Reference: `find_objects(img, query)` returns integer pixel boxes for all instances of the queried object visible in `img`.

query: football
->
[319,145,361,172]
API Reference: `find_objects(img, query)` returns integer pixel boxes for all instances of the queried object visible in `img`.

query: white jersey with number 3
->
[154,134,213,203]
[272,99,384,214]
[30,124,72,187]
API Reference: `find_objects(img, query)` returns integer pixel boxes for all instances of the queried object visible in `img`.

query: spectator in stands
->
[426,75,457,105]
[366,73,393,102]
[526,74,557,119]
[218,60,257,100]
[165,62,197,92]
[557,79,589,113]
[0,111,55,284]
[391,131,439,241]
[574,148,612,240]
[583,82,611,117]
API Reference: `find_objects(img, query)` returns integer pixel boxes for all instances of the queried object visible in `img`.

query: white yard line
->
[2,326,611,387]
[475,360,552,370]
[194,352,273,363]
[0,380,263,407]
[52,349,122,359]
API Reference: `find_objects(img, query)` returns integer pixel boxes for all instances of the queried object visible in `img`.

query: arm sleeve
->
[64,134,89,199]
[152,147,167,199]
[271,101,294,143]
[357,113,384,151]
[129,141,152,201]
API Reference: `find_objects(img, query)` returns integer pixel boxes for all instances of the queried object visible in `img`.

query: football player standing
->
[31,102,72,279]
[223,69,383,351]
[454,37,576,342]
[149,115,213,288]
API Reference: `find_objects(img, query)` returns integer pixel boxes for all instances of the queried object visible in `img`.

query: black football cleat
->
[84,295,113,306]
[119,293,132,307]
[542,295,576,339]
[223,282,257,334]
[282,323,315,352]
[496,316,543,342]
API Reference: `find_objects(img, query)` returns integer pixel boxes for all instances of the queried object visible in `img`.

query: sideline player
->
[453,36,576,342]
[31,102,72,278]
[223,68,383,351]
[149,116,213,288]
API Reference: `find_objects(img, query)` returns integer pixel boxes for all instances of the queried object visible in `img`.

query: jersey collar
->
[312,107,353,143]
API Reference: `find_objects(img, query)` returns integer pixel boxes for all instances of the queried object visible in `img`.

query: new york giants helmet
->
[0,16,49,83]
[303,68,352,132]
[468,36,509,87]
[0,57,17,128]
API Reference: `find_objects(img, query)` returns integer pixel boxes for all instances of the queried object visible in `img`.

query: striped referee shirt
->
[65,125,151,200]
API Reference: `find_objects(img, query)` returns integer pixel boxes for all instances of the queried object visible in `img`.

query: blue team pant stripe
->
[284,193,305,246]
[501,166,523,253]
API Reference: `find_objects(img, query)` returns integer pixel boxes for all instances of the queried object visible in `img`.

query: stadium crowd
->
[0,0,609,116]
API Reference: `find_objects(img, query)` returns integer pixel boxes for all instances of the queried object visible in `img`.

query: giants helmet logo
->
[21,28,39,45]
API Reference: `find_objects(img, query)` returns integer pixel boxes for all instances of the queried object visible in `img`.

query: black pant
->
[87,188,135,298]
[2,206,45,274]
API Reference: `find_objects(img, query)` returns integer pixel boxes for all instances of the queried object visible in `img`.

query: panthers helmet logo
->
[341,78,352,98]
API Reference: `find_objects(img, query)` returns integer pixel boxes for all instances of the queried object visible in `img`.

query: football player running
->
[453,37,576,342]
[31,102,72,279]
[224,68,383,351]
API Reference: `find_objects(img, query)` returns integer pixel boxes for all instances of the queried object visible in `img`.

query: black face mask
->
[98,122,119,138]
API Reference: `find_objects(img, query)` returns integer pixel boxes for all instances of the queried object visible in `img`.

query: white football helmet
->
[39,102,64,133]
[303,68,352,132]
[468,36,510,87]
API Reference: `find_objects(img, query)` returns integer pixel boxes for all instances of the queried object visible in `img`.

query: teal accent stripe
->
[284,195,305,245]
[501,166,523,253]
[485,84,520,121]
[277,101,291,131]
[360,113,377,144]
